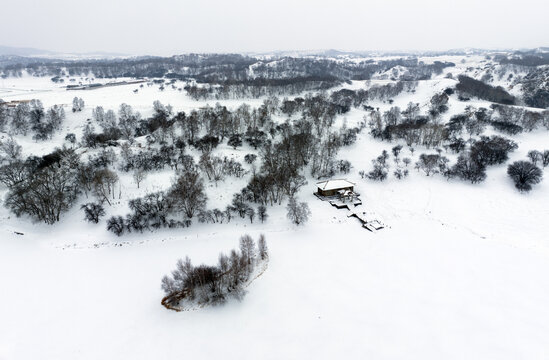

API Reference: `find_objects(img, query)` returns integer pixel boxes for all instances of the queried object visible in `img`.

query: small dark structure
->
[348,212,386,232]
[316,179,355,197]
[66,79,146,91]
[1,99,32,108]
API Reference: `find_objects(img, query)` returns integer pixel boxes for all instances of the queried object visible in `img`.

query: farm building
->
[0,99,32,108]
[316,179,355,197]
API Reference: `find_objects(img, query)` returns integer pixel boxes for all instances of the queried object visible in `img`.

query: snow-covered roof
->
[316,179,355,191]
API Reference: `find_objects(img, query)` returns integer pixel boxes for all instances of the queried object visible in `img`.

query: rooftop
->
[316,179,355,191]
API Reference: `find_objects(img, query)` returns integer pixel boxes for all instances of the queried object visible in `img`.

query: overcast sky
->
[1,0,547,55]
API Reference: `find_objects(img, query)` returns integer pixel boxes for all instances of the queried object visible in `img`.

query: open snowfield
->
[1,72,549,359]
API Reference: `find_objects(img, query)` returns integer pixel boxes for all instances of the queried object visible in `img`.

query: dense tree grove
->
[1,148,81,224]
[469,136,517,167]
[106,168,207,235]
[456,75,516,105]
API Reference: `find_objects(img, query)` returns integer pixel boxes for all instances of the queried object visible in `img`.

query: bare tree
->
[258,234,268,260]
[527,150,542,166]
[246,207,255,223]
[72,97,84,112]
[81,202,106,223]
[0,137,22,161]
[286,197,311,225]
[542,150,549,168]
[257,205,268,223]
[93,169,119,205]
[133,168,146,189]
[239,234,256,269]
[169,169,207,219]
[507,161,543,192]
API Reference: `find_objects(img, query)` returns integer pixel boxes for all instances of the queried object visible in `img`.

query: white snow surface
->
[1,68,549,359]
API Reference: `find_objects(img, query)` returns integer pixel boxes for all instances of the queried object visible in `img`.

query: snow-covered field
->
[1,68,548,359]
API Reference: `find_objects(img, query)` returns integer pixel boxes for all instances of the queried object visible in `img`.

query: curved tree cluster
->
[161,234,268,309]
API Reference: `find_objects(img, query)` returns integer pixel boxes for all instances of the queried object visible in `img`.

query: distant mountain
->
[0,45,128,59]
[0,45,56,57]
[249,47,549,59]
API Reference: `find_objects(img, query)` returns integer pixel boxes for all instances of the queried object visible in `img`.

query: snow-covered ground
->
[1,68,548,359]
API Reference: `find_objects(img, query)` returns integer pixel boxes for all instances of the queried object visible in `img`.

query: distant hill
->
[0,45,56,57]
[0,45,127,59]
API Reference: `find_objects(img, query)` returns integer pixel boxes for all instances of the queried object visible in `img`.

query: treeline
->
[496,52,549,67]
[185,76,343,100]
[367,94,449,148]
[456,75,516,105]
[248,57,453,82]
[0,54,454,88]
[0,54,256,79]
[161,234,268,309]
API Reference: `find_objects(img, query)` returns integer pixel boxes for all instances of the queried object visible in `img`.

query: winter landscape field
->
[1,0,549,357]
[1,50,548,359]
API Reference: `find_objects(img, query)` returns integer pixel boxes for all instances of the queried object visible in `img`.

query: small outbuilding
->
[316,179,355,197]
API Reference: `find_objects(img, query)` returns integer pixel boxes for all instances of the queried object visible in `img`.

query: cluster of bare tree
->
[368,102,447,148]
[161,234,268,308]
[71,97,85,112]
[365,98,546,184]
[504,149,548,192]
[491,104,549,132]
[360,147,411,182]
[361,133,518,184]
[1,89,369,230]
[185,77,342,100]
[366,81,419,102]
[199,153,246,183]
[0,147,81,224]
[106,168,207,236]
[0,99,65,140]
[419,136,517,183]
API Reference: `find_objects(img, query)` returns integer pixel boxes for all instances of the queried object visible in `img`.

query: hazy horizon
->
[1,0,548,56]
